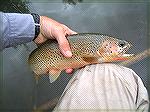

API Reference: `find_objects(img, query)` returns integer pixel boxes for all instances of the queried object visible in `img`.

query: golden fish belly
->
[30,56,88,76]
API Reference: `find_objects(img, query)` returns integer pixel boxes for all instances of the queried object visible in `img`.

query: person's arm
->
[0,12,35,50]
[0,12,76,73]
[0,12,76,57]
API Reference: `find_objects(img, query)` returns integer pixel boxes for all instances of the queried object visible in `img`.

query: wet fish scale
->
[28,33,133,83]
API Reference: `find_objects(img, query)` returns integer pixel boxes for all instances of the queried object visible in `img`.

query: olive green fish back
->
[68,33,117,56]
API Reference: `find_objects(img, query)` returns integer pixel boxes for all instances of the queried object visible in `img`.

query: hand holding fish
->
[33,16,77,74]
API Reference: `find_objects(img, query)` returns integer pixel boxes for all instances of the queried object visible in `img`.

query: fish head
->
[97,38,134,62]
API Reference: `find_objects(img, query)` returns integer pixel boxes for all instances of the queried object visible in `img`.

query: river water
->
[1,0,149,111]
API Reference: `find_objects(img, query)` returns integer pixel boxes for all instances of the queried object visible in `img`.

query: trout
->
[28,33,133,83]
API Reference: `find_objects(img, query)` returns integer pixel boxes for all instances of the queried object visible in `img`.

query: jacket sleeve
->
[0,12,35,50]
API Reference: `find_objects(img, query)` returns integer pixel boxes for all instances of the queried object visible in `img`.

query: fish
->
[28,33,134,83]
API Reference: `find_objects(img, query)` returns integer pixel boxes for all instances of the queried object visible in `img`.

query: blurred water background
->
[0,0,149,112]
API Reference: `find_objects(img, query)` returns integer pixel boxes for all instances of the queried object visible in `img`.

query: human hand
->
[34,16,77,74]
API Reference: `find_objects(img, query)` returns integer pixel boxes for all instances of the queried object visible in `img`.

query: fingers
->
[62,24,77,35]
[56,25,77,58]
[56,33,72,57]
[40,16,76,58]
[39,16,75,74]
[65,68,73,74]
[34,33,47,44]
[67,29,77,35]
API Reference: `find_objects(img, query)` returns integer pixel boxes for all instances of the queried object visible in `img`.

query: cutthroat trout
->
[28,33,133,83]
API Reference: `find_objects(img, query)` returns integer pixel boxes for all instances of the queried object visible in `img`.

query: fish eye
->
[118,41,126,47]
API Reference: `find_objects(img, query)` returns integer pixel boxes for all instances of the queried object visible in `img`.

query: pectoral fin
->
[82,55,103,63]
[49,69,61,83]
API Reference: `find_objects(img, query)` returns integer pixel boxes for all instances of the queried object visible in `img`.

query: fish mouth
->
[122,54,134,57]
[118,43,135,60]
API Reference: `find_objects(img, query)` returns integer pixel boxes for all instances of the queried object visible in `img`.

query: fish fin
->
[34,74,39,84]
[113,57,128,61]
[49,69,61,83]
[32,71,39,84]
[111,57,131,61]
[104,54,134,62]
[82,55,99,63]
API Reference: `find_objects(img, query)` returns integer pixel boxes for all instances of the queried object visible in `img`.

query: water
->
[0,0,149,111]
